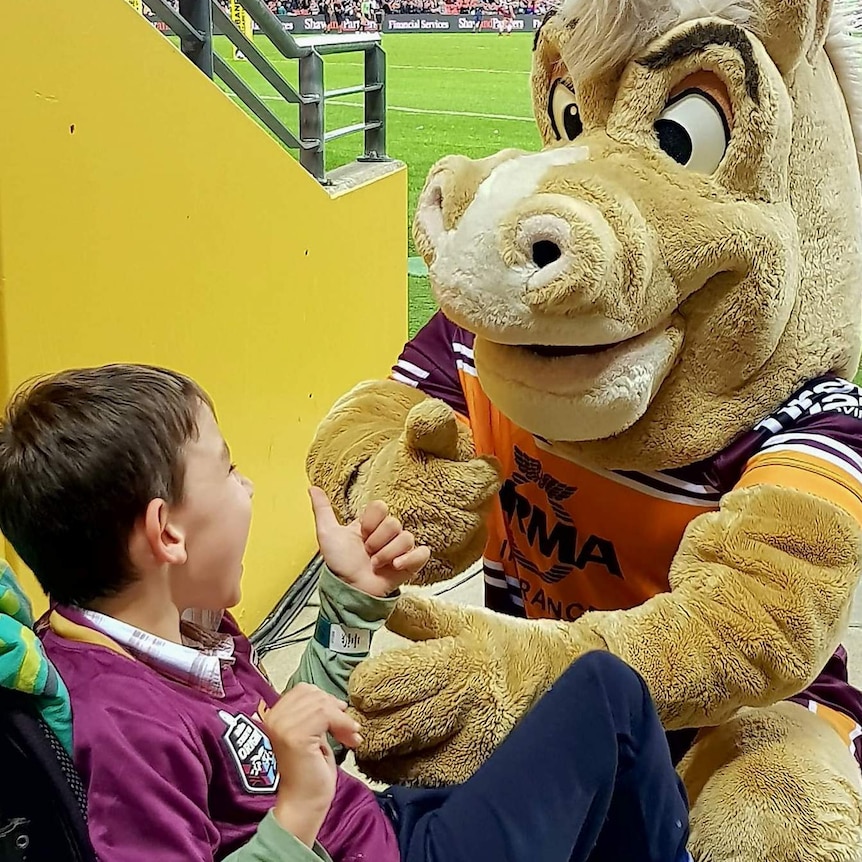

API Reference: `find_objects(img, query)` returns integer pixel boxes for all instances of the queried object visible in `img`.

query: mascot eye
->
[654,90,730,174]
[549,79,583,142]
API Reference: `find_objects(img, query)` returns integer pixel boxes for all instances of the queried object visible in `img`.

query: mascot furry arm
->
[306,379,502,586]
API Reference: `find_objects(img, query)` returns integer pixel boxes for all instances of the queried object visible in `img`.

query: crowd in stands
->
[147,0,544,23]
[147,0,544,31]
[266,0,546,17]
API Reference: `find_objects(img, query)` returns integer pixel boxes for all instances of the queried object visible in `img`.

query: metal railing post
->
[178,0,214,77]
[299,52,326,182]
[361,44,387,161]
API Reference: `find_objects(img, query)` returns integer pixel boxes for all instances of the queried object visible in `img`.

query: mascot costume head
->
[308,2,862,858]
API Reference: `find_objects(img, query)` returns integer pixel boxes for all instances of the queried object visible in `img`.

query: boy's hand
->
[309,486,431,598]
[264,683,361,847]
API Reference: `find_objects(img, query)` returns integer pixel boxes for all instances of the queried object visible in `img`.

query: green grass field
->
[213,32,538,334]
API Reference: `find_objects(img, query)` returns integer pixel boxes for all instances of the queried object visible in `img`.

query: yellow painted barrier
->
[0,0,407,628]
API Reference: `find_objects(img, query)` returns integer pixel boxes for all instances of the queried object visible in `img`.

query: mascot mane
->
[827,2,862,170]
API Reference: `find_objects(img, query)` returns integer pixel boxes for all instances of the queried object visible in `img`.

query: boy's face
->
[169,404,254,612]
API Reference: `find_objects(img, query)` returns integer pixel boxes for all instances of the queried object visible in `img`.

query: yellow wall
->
[0,0,407,628]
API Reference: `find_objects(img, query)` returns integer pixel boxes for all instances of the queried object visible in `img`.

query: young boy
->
[0,364,691,862]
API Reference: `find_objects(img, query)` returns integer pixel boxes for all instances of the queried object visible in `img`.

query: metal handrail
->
[295,32,382,55]
[233,0,311,57]
[211,4,305,105]
[142,0,388,183]
[213,55,307,149]
[325,83,382,99]
[325,121,380,142]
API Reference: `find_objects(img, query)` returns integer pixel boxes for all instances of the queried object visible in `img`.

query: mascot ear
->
[531,10,567,147]
[750,0,831,73]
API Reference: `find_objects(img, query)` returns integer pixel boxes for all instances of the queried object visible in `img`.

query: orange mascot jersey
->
[392,311,862,764]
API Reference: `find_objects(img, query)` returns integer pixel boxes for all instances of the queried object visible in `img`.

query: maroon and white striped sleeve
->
[390,310,472,418]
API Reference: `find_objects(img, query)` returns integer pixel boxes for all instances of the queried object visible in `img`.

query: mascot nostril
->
[531,239,563,269]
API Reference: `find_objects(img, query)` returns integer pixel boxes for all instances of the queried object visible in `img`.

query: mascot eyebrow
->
[640,21,761,102]
[534,17,760,105]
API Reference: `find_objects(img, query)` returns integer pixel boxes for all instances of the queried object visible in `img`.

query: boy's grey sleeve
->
[284,566,399,702]
[223,811,333,862]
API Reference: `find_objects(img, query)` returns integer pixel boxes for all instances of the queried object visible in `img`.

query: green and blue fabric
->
[0,560,73,754]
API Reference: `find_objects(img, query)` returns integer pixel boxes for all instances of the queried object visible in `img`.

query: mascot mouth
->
[474,320,685,441]
[524,343,618,358]
[486,324,679,382]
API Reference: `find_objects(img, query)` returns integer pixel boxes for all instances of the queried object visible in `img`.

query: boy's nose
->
[241,474,255,499]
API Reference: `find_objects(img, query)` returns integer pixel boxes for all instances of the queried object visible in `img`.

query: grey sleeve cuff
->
[224,811,334,862]
[317,565,400,627]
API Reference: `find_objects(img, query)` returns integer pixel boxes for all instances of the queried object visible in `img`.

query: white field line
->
[264,56,531,75]
[339,62,531,75]
[243,91,532,121]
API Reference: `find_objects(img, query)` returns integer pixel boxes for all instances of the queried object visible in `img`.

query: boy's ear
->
[143,498,188,566]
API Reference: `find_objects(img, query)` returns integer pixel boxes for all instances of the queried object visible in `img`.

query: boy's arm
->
[223,812,333,862]
[285,566,398,701]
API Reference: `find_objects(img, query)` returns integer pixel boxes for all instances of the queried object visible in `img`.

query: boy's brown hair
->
[0,364,212,606]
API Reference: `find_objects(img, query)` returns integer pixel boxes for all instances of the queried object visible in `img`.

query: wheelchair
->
[0,688,96,861]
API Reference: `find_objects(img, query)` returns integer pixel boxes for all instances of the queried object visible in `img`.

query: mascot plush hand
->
[307,1,862,858]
